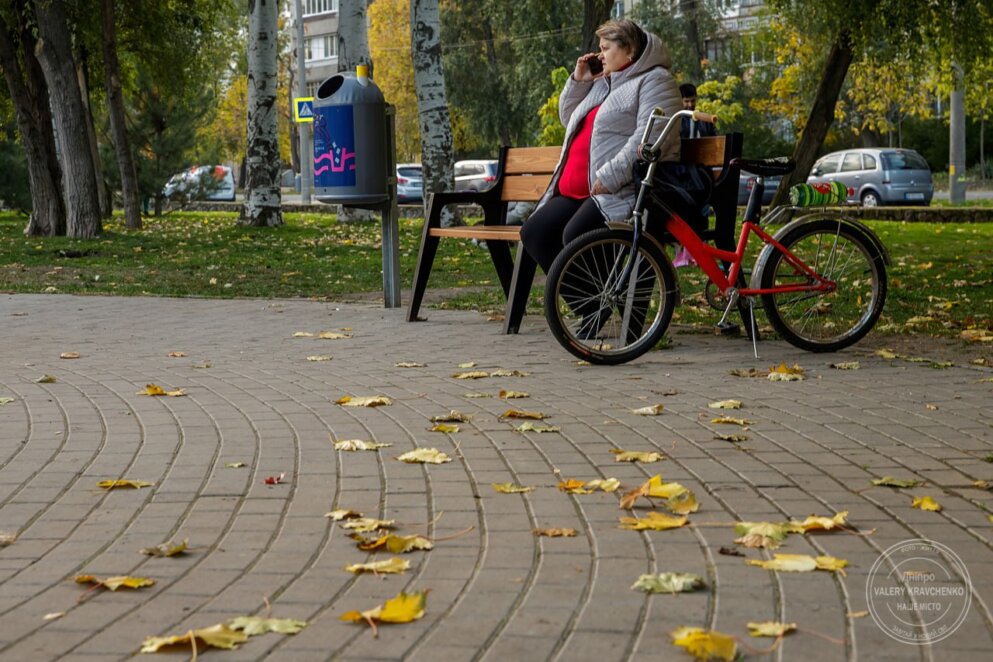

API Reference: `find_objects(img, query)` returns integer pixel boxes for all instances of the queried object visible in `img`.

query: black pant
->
[520,196,606,274]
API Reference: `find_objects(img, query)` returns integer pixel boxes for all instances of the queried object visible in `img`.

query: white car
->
[162,165,236,202]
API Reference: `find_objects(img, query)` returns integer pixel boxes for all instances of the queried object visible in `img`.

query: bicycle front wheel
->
[759,217,887,352]
[544,228,677,365]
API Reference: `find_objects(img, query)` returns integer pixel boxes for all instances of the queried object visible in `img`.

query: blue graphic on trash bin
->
[313,105,357,187]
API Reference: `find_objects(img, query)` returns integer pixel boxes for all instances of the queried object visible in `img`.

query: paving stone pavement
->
[1,293,992,661]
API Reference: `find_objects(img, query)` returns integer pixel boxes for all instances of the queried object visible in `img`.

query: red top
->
[558,105,601,199]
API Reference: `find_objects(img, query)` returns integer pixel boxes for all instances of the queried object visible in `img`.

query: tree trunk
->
[581,0,612,55]
[288,63,300,173]
[32,0,102,238]
[338,0,371,74]
[101,0,142,229]
[771,30,854,208]
[481,17,510,147]
[240,0,283,227]
[76,46,111,218]
[0,11,64,237]
[411,0,458,227]
[679,0,704,81]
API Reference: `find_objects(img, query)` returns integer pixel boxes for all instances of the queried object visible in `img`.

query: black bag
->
[642,161,713,234]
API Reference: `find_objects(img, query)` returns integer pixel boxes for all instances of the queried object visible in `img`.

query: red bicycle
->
[544,108,890,365]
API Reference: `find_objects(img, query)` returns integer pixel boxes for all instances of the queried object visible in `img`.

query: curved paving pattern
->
[1,294,991,660]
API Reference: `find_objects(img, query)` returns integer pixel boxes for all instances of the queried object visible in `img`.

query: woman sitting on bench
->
[520,19,682,335]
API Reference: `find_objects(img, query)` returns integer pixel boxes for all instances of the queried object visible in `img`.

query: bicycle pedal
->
[715,321,741,337]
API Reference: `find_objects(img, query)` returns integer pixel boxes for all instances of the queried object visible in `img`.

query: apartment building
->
[294,0,341,99]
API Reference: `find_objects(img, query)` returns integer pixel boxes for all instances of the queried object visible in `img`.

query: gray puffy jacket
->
[535,31,682,222]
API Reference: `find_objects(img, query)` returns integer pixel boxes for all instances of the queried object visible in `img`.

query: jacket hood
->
[614,31,671,82]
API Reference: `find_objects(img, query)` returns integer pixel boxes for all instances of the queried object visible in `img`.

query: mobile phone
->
[587,57,603,75]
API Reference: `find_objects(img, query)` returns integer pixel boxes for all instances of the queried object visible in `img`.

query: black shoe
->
[716,321,740,336]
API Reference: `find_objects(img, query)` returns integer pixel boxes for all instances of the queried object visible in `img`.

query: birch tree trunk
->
[0,10,64,236]
[101,0,142,229]
[411,0,458,227]
[32,0,101,239]
[240,0,283,227]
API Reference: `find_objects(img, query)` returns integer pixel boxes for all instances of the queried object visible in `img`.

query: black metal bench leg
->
[502,244,537,334]
[486,239,515,298]
[407,234,440,322]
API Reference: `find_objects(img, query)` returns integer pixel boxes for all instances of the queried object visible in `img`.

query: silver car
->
[807,148,933,206]
[454,160,499,192]
[396,163,423,203]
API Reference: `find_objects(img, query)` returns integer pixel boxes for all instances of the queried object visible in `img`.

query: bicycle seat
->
[731,157,795,177]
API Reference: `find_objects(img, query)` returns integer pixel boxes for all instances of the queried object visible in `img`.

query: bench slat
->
[504,146,560,174]
[500,174,553,202]
[681,136,726,168]
[429,225,522,241]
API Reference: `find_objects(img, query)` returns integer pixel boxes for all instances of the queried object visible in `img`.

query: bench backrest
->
[497,146,559,202]
[681,132,743,242]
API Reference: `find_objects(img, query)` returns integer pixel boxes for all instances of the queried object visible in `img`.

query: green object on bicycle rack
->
[789,181,847,206]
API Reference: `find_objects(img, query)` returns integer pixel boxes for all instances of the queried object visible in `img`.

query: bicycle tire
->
[758,217,886,352]
[544,228,677,365]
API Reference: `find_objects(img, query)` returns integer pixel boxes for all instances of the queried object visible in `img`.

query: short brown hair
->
[595,19,646,60]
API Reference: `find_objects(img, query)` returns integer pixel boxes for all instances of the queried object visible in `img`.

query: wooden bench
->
[406,133,743,334]
[407,145,557,334]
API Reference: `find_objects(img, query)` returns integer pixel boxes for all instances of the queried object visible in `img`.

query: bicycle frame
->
[627,107,837,301]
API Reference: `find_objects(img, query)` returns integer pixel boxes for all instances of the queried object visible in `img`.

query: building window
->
[304,0,338,16]
[307,81,320,99]
[305,33,337,61]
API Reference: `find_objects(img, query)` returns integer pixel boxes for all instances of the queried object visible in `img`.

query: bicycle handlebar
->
[638,108,717,162]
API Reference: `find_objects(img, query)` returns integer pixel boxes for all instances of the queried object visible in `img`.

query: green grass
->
[2,211,991,340]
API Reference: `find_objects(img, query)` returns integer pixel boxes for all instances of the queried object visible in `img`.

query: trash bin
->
[312,66,389,206]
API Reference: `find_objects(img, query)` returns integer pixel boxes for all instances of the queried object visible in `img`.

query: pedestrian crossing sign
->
[294,97,315,123]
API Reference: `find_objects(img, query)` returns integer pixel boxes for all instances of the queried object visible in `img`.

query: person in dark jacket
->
[679,83,716,139]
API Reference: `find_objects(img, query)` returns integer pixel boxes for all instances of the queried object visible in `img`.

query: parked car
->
[454,159,499,192]
[396,163,423,203]
[807,148,933,206]
[737,170,782,206]
[162,165,236,202]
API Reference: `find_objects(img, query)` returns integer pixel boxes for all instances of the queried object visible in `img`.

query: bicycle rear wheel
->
[759,217,886,352]
[544,228,677,365]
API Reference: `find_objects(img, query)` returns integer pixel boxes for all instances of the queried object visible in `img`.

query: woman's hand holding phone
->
[575,53,603,81]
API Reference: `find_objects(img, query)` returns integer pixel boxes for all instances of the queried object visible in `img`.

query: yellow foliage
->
[369,0,421,162]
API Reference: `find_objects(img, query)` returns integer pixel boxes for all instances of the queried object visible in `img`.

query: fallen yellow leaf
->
[514,422,561,433]
[335,395,392,407]
[785,511,849,533]
[498,389,529,399]
[558,479,590,494]
[292,331,315,337]
[325,509,363,520]
[632,404,664,415]
[912,495,942,511]
[708,399,742,409]
[747,621,796,637]
[492,483,533,494]
[396,448,452,464]
[748,553,848,573]
[584,478,621,493]
[670,626,737,662]
[340,518,395,533]
[137,384,186,397]
[352,533,434,553]
[830,361,861,370]
[500,408,547,420]
[317,331,351,339]
[618,511,688,531]
[611,449,665,463]
[167,351,187,358]
[344,557,410,574]
[141,623,247,653]
[710,416,750,425]
[75,574,155,591]
[60,351,80,359]
[429,423,460,433]
[140,539,189,557]
[0,531,16,547]
[228,615,307,635]
[533,527,577,537]
[334,439,391,451]
[306,355,333,362]
[395,361,425,368]
[430,410,471,422]
[452,370,489,379]
[457,361,477,368]
[340,590,427,637]
[734,521,789,549]
[490,369,529,377]
[631,572,705,594]
[97,479,153,490]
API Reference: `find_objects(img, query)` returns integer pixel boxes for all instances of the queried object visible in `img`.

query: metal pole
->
[949,62,966,204]
[381,104,401,308]
[295,0,312,203]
